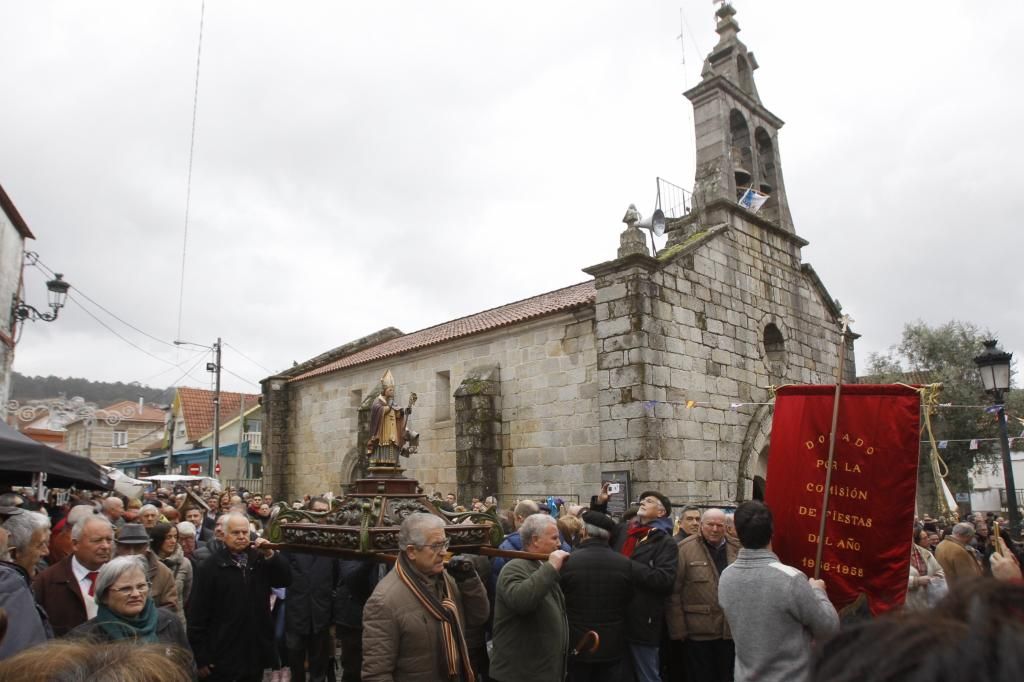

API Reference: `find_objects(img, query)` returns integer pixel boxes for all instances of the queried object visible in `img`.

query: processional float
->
[264,370,542,563]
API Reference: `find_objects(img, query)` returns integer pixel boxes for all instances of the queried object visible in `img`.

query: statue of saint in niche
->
[366,370,418,468]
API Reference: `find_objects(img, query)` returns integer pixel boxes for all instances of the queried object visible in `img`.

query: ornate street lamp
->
[973,339,1020,537]
[12,273,70,323]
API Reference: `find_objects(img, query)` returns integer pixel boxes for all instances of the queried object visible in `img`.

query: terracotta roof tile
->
[291,280,596,382]
[177,387,261,441]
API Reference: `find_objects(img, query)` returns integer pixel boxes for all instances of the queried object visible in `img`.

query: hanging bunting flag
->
[765,384,920,615]
[738,187,769,212]
[938,440,948,449]
[686,400,697,409]
[984,404,1003,415]
[969,439,979,450]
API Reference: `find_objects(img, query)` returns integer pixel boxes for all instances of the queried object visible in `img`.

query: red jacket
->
[32,556,88,637]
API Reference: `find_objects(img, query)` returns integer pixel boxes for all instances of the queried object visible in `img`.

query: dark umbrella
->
[0,420,112,490]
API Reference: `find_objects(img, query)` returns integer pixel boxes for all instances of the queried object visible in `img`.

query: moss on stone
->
[657,229,707,262]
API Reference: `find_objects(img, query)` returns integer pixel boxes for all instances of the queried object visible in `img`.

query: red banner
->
[765,384,920,615]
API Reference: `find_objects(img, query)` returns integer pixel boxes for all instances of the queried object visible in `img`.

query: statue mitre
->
[380,369,396,390]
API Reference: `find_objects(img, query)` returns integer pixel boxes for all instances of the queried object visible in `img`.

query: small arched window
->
[763,323,786,373]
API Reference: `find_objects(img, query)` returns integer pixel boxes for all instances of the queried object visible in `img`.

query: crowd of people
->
[0,483,1022,682]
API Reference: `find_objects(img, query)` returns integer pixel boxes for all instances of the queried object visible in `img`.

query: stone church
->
[262,4,856,510]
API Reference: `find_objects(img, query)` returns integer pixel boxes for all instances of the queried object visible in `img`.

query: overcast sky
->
[2,1,1021,396]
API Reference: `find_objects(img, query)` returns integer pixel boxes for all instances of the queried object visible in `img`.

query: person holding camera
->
[361,513,489,682]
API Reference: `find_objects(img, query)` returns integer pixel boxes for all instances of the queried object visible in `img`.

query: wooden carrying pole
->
[813,316,851,579]
[261,543,551,563]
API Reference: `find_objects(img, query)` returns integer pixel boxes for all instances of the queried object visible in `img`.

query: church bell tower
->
[680,2,796,236]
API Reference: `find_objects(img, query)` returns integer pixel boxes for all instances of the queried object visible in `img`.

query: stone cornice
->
[582,252,660,278]
[684,75,785,130]
[702,198,809,248]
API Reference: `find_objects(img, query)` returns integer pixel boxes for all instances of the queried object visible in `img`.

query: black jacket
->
[559,538,634,662]
[282,551,337,636]
[192,538,224,565]
[187,545,291,677]
[593,501,679,644]
[332,559,380,629]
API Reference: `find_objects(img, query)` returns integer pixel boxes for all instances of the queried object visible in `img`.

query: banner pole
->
[814,315,852,579]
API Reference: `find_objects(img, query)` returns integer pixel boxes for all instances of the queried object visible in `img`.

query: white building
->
[969,450,1024,513]
[0,184,35,413]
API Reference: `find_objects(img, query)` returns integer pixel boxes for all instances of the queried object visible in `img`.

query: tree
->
[865,320,1023,503]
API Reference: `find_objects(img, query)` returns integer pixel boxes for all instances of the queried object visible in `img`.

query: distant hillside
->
[9,372,174,406]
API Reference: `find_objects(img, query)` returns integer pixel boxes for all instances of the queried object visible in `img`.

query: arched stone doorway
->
[749,445,769,501]
[736,404,773,503]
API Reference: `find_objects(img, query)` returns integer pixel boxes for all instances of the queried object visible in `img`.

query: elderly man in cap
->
[668,508,740,682]
[560,509,634,682]
[590,487,678,682]
[113,523,178,612]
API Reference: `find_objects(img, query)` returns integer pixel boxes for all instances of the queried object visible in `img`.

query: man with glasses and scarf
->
[362,513,489,682]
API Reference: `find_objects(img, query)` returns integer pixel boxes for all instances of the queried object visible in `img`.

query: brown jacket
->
[666,534,740,642]
[362,566,489,682]
[32,556,88,636]
[141,550,179,612]
[934,538,981,586]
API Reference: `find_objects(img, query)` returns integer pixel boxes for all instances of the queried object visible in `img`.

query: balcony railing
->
[243,431,262,451]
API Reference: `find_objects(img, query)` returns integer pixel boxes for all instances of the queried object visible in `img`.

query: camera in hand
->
[446,555,476,581]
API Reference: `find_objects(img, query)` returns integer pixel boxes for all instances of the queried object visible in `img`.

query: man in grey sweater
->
[718,501,839,682]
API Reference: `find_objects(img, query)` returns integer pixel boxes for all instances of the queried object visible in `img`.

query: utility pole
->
[236,389,246,484]
[175,336,224,479]
[212,337,222,479]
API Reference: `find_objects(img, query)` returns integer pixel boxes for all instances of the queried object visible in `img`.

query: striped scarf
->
[395,552,475,682]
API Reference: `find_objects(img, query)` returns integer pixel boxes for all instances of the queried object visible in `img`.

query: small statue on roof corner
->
[366,370,419,468]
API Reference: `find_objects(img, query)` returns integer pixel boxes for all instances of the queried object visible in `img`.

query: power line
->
[221,364,259,388]
[176,0,207,343]
[222,342,274,374]
[166,349,214,388]
[139,348,209,386]
[68,295,183,367]
[27,254,178,350]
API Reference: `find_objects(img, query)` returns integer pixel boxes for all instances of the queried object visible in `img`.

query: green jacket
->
[489,559,568,682]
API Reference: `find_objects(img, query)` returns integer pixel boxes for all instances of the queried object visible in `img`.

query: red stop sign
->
[188,463,201,475]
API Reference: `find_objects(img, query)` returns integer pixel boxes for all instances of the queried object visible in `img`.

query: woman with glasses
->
[67,555,191,654]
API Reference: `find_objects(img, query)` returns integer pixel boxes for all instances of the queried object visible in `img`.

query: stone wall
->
[273,311,599,503]
[587,206,851,507]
